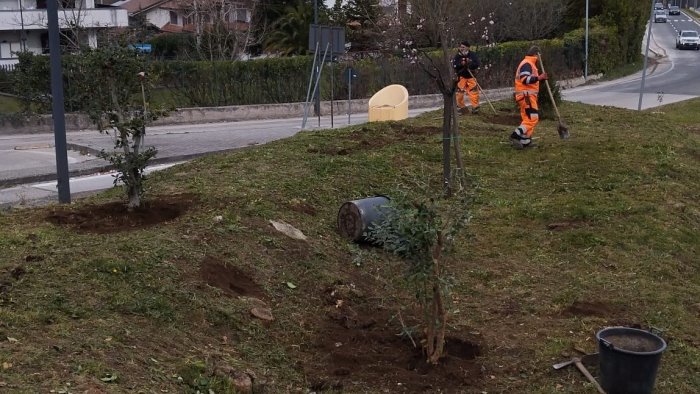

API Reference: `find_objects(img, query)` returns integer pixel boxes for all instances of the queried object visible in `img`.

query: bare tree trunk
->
[194,0,202,48]
[424,278,435,358]
[427,232,446,364]
[442,94,452,197]
[109,78,141,209]
[451,101,464,187]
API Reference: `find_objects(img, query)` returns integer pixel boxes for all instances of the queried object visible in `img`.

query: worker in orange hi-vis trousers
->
[511,46,548,149]
[452,41,481,114]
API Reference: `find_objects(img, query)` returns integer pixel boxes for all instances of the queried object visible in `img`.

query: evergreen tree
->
[264,0,314,55]
[328,0,346,25]
[344,0,383,51]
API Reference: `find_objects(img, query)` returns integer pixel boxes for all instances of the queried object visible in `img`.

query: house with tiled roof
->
[114,0,251,33]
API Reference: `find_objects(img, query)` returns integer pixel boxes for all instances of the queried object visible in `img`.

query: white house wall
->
[146,8,170,29]
[0,7,128,30]
[0,30,41,59]
[0,0,92,10]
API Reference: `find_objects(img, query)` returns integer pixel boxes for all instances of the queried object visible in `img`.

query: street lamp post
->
[585,0,589,80]
[47,0,71,203]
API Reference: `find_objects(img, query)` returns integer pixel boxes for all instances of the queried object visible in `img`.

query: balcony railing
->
[0,8,128,31]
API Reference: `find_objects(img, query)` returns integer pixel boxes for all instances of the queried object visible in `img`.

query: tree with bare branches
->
[386,0,469,196]
[183,0,261,60]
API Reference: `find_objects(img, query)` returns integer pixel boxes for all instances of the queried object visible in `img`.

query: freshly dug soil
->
[603,334,662,352]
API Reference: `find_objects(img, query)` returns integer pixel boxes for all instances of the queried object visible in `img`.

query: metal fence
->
[0,63,16,72]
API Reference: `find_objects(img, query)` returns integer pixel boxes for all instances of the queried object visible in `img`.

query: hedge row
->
[5,16,643,111]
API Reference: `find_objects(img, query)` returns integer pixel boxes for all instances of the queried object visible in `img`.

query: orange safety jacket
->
[514,55,540,95]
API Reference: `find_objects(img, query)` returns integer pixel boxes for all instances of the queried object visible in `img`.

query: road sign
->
[309,25,345,55]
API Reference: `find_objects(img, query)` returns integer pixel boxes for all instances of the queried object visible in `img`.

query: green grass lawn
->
[0,94,22,113]
[0,98,698,393]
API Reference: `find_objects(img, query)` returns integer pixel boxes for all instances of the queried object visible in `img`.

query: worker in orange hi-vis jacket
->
[452,41,481,114]
[511,46,548,149]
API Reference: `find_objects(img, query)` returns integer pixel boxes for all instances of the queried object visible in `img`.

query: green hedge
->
[10,16,643,111]
[153,39,583,108]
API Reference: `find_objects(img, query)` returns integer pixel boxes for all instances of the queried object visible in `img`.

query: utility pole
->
[48,0,71,203]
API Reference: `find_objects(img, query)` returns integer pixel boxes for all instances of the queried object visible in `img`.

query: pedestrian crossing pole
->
[47,0,71,203]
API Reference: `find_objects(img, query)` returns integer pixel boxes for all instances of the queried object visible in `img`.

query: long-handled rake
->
[537,53,570,140]
[467,69,497,114]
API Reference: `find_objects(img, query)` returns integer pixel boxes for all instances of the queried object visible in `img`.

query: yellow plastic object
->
[368,84,409,122]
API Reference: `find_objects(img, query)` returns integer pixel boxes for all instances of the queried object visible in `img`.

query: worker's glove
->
[538,72,548,81]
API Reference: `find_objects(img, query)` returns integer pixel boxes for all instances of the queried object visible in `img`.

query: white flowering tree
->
[387,0,478,196]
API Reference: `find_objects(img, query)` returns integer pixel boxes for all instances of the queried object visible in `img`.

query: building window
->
[233,7,248,22]
[0,41,22,59]
[169,11,178,25]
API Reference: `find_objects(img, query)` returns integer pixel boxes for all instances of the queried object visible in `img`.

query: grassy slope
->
[0,98,698,393]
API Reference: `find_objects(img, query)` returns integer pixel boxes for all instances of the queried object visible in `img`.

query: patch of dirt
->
[287,200,317,216]
[482,113,521,127]
[24,255,44,262]
[388,124,443,137]
[547,220,589,231]
[46,194,195,233]
[10,266,26,280]
[200,256,265,299]
[561,301,624,318]
[308,126,442,157]
[304,281,483,392]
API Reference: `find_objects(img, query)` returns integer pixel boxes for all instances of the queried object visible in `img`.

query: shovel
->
[553,353,605,393]
[537,53,570,140]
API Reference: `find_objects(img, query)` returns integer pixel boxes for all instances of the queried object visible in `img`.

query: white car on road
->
[654,10,667,23]
[676,30,700,50]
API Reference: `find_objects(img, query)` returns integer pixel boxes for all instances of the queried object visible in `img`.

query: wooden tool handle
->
[537,53,563,120]
[574,359,606,394]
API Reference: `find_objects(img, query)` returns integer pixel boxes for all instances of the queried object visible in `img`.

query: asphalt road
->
[563,11,700,109]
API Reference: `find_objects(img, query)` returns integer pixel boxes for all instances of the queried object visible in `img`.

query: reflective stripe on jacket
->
[514,55,540,94]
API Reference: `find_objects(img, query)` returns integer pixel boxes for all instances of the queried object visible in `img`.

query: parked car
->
[676,30,700,50]
[654,10,668,23]
[669,5,681,15]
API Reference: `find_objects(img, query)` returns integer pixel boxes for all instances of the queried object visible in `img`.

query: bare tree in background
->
[26,0,98,52]
[464,0,569,43]
[183,0,262,60]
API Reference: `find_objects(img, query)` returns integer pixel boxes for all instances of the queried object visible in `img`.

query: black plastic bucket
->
[596,327,667,394]
[337,196,391,242]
